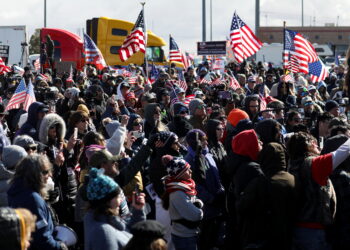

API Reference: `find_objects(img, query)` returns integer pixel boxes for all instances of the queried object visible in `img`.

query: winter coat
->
[168,116,193,139]
[38,114,77,215]
[237,143,296,250]
[84,208,145,250]
[8,178,62,250]
[185,147,225,219]
[206,119,229,188]
[0,162,13,207]
[17,102,47,140]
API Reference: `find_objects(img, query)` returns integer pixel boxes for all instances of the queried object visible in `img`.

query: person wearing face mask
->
[168,102,193,144]
[184,129,225,250]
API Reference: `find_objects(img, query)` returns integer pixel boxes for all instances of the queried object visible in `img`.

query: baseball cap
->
[89,149,121,167]
[301,96,314,106]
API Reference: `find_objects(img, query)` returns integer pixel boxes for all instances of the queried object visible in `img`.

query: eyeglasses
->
[133,122,143,126]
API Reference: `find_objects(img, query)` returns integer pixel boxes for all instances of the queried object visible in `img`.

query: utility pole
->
[202,0,206,42]
[301,0,304,26]
[255,0,260,35]
[44,0,47,27]
[210,0,212,41]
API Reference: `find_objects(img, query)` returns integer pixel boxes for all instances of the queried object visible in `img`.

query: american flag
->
[283,29,318,74]
[0,57,11,75]
[127,76,138,84]
[84,33,107,70]
[181,52,190,69]
[283,73,295,83]
[165,79,178,90]
[23,80,36,111]
[200,73,212,84]
[171,94,195,106]
[308,59,329,83]
[34,58,41,71]
[119,9,146,62]
[149,64,159,84]
[177,70,188,91]
[211,77,225,85]
[228,74,241,90]
[260,95,267,111]
[5,79,27,111]
[230,12,262,63]
[66,65,73,82]
[169,36,182,62]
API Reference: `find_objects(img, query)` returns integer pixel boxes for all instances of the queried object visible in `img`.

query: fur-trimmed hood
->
[39,113,66,145]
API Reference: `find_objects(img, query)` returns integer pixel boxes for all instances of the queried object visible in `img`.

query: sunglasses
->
[179,110,188,115]
[133,122,143,126]
[25,146,37,151]
[41,169,50,175]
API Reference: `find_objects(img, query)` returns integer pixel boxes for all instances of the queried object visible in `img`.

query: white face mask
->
[185,115,191,120]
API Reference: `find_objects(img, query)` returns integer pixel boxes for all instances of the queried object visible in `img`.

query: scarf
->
[165,177,197,196]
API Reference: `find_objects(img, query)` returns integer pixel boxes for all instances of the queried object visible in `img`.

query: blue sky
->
[2,0,348,53]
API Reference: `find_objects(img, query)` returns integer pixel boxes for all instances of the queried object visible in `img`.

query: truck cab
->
[40,28,85,71]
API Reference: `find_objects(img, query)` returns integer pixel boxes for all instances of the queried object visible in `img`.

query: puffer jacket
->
[38,113,77,223]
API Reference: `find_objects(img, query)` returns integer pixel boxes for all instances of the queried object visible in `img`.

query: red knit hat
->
[227,108,249,127]
[232,129,260,161]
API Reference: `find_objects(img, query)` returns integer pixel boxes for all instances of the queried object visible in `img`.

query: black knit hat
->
[131,220,166,240]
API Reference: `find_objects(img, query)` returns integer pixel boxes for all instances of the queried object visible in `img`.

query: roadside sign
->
[197,41,226,55]
[0,45,9,57]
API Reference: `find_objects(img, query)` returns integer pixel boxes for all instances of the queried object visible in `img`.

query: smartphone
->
[73,127,78,139]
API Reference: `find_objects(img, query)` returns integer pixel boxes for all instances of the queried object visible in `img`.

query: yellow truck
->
[86,17,183,67]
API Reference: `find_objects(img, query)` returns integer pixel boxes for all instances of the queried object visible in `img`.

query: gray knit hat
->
[2,145,27,170]
[188,98,205,116]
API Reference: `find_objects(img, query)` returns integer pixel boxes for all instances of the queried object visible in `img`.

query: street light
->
[202,0,206,42]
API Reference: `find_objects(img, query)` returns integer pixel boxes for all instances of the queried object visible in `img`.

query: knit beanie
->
[77,104,90,116]
[105,120,120,138]
[162,155,191,179]
[85,145,106,163]
[2,145,27,170]
[87,168,120,202]
[186,129,206,150]
[325,100,339,112]
[189,98,205,116]
[227,108,249,127]
[173,102,189,116]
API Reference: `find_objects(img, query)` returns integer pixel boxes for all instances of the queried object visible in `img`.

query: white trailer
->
[256,43,283,67]
[0,26,28,66]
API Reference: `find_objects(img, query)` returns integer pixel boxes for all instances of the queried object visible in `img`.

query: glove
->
[193,199,204,209]
[59,242,68,250]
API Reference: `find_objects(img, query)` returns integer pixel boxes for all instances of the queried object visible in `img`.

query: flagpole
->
[141,2,149,84]
[169,34,172,70]
[283,21,286,74]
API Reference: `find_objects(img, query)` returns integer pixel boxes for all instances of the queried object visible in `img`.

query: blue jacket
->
[7,178,62,250]
[185,147,225,219]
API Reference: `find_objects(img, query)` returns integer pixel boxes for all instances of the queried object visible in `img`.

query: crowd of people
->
[0,52,350,250]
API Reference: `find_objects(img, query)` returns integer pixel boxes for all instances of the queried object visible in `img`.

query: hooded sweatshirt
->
[237,143,296,250]
[17,102,47,140]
